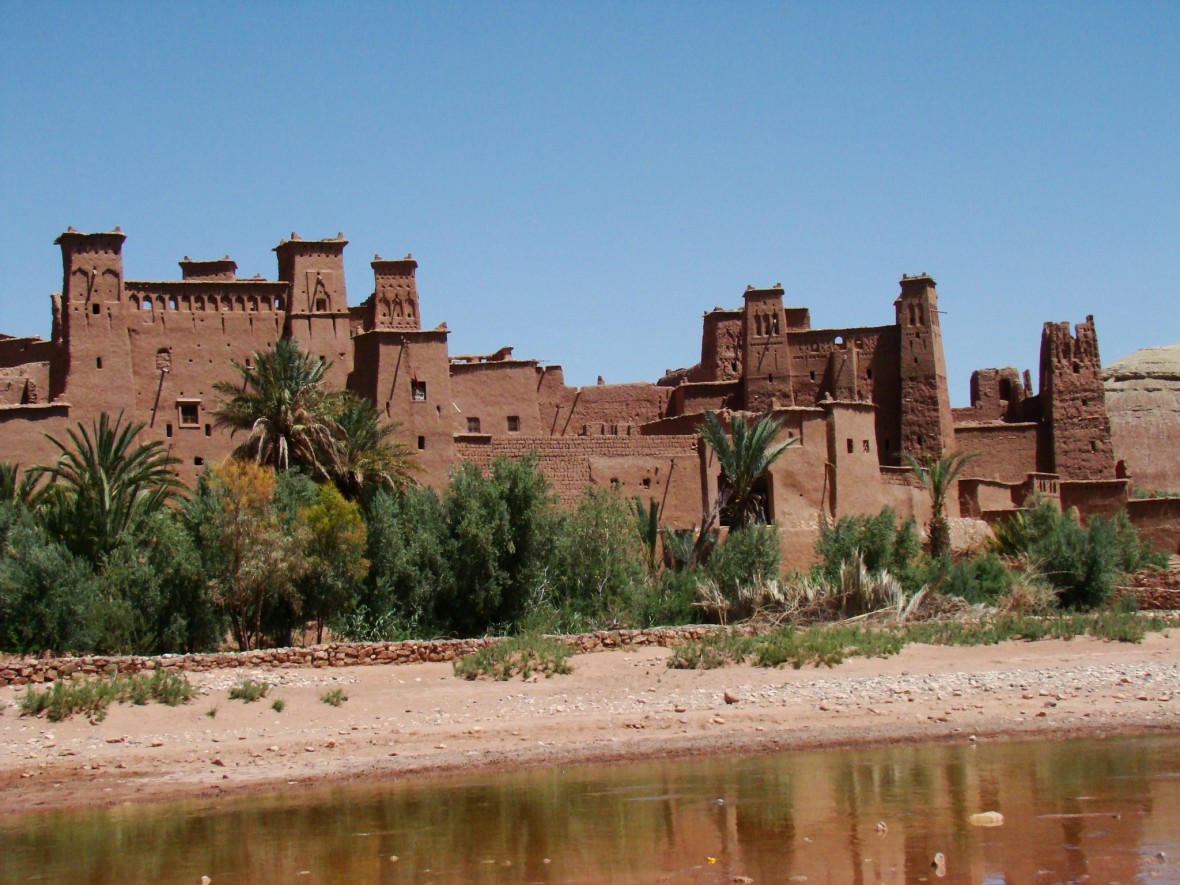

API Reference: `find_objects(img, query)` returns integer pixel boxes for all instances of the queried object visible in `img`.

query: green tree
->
[330,394,418,499]
[901,450,976,559]
[438,455,559,636]
[700,410,797,530]
[213,337,342,480]
[188,459,310,650]
[0,508,98,653]
[815,507,925,592]
[300,483,369,643]
[553,487,646,624]
[359,485,452,636]
[30,413,184,562]
[0,462,43,508]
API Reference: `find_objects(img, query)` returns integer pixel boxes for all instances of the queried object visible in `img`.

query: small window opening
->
[194,456,204,467]
[1073,362,1081,374]
[809,371,816,381]
[610,477,621,490]
[866,369,873,380]
[417,436,426,450]
[165,423,173,438]
[467,417,481,433]
[862,439,870,453]
[846,438,854,454]
[95,357,103,369]
[768,373,774,385]
[168,296,178,311]
[315,298,327,312]
[1090,440,1098,452]
[204,423,212,437]
[91,303,100,315]
[179,403,200,426]
[834,335,844,346]
[411,381,427,401]
[641,477,652,490]
[917,434,924,446]
[507,416,520,432]
[245,357,254,369]
[884,438,891,451]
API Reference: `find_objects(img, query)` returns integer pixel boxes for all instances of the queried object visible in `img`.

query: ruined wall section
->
[953,423,1039,484]
[1039,316,1115,480]
[455,435,701,524]
[895,274,955,460]
[538,371,670,436]
[788,325,902,464]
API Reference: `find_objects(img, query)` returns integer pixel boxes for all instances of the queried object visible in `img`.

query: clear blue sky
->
[2,2,1177,404]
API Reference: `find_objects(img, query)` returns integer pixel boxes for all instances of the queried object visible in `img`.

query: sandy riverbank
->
[2,631,1179,816]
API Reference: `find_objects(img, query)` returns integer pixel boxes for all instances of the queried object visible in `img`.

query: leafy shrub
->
[228,679,270,702]
[551,487,646,622]
[271,698,286,712]
[994,501,1166,609]
[668,613,1170,671]
[623,569,701,628]
[939,553,1014,605]
[454,635,573,681]
[704,526,781,598]
[816,509,924,592]
[19,671,195,722]
[320,688,348,707]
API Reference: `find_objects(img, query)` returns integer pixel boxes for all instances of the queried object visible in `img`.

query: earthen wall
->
[953,423,1039,484]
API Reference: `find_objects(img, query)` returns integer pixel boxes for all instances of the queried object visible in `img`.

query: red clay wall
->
[953,422,1039,484]
[1126,497,1180,555]
[1059,479,1130,521]
[539,379,670,437]
[455,435,702,525]
[449,361,543,436]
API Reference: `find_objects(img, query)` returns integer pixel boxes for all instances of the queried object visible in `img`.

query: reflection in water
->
[3,735,1180,884]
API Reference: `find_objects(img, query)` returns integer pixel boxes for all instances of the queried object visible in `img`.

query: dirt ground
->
[2,631,1178,816]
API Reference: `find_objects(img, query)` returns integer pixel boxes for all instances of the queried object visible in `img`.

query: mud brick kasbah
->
[0,228,1174,567]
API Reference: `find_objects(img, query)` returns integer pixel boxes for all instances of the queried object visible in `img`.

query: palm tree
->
[331,394,418,499]
[700,410,797,531]
[213,337,342,480]
[901,450,977,559]
[29,413,183,560]
[0,462,42,508]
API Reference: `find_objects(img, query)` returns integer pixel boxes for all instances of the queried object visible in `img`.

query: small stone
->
[211,758,225,767]
[324,739,337,749]
[724,690,741,705]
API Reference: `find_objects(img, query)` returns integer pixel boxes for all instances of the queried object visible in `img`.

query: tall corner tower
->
[274,232,352,387]
[1038,315,1115,480]
[741,284,793,411]
[53,227,135,413]
[895,273,954,459]
[369,255,421,331]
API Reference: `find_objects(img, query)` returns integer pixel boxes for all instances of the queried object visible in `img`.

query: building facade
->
[0,228,1143,561]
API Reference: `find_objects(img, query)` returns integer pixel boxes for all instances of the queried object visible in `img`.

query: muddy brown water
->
[2,735,1179,884]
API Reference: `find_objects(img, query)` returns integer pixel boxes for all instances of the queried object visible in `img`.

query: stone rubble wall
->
[0,625,726,688]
